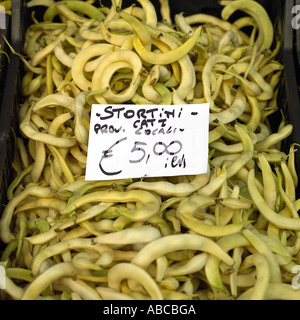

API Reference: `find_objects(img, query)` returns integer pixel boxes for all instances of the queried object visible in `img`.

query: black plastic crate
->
[0,0,300,212]
[293,0,300,105]
[0,0,21,217]
[278,0,300,197]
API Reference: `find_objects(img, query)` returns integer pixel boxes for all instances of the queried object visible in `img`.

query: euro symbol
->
[99,137,127,176]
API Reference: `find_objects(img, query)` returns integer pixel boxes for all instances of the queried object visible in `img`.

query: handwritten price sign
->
[85,104,209,181]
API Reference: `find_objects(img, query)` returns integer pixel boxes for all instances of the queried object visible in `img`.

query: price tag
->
[85,104,209,181]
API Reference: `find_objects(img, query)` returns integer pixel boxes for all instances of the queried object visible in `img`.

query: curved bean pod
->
[127,169,210,197]
[238,253,271,300]
[0,186,53,243]
[108,262,163,300]
[22,262,79,300]
[71,43,114,91]
[60,189,160,221]
[91,50,142,103]
[221,0,273,51]
[131,233,235,270]
[43,1,105,22]
[133,26,201,65]
[248,168,300,230]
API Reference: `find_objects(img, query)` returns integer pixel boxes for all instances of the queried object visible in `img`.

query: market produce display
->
[1,0,300,300]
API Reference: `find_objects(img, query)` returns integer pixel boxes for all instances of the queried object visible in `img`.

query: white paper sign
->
[85,104,209,181]
[0,265,6,289]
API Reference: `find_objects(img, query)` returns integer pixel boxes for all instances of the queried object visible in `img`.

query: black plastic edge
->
[282,0,300,194]
[0,0,21,212]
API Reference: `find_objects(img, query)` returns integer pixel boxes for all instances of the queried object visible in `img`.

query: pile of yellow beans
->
[1,0,300,300]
